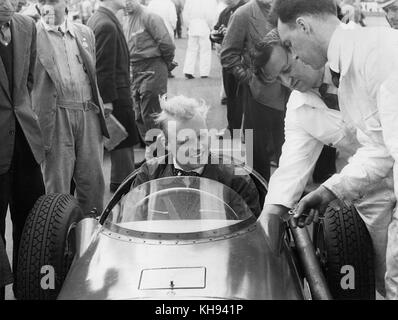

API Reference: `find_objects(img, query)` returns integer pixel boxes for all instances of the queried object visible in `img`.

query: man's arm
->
[220,10,252,84]
[146,13,176,66]
[28,19,37,94]
[264,105,324,216]
[92,22,118,108]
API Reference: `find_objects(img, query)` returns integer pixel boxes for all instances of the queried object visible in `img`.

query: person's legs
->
[42,108,75,195]
[355,179,395,297]
[74,107,105,214]
[183,35,199,76]
[223,69,243,131]
[9,122,45,274]
[386,206,398,299]
[199,35,212,77]
[110,147,135,191]
[242,86,271,181]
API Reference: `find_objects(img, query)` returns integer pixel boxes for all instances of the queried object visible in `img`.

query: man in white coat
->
[273,0,398,299]
[182,0,217,79]
[252,29,395,297]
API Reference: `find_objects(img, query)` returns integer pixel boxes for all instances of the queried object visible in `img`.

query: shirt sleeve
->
[265,105,324,208]
[146,13,176,65]
[323,45,397,206]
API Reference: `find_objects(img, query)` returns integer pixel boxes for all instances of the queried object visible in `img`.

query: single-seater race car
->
[16,156,375,300]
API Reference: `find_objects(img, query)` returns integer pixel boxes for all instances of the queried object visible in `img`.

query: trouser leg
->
[223,69,243,131]
[355,181,395,297]
[110,147,135,185]
[183,35,199,75]
[74,109,105,214]
[42,108,75,195]
[386,207,398,299]
[199,35,211,77]
[9,122,45,274]
[242,86,271,181]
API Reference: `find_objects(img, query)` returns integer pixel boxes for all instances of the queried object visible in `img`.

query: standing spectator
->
[220,0,289,180]
[210,0,247,133]
[34,0,109,214]
[381,0,398,29]
[273,0,398,299]
[88,0,140,192]
[80,0,94,24]
[0,0,45,298]
[171,0,183,39]
[182,0,217,79]
[147,0,177,77]
[123,0,175,160]
[147,0,177,39]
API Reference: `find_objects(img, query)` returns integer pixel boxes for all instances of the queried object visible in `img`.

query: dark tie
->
[319,83,340,111]
[173,167,201,177]
[329,68,340,88]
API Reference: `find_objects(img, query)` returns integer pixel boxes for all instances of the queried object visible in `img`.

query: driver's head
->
[155,96,210,172]
[251,29,324,92]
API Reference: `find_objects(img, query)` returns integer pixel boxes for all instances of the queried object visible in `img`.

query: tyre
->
[16,194,83,300]
[313,201,375,300]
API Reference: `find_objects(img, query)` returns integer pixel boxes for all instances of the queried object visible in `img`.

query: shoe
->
[185,73,194,79]
[221,97,227,105]
[200,76,209,79]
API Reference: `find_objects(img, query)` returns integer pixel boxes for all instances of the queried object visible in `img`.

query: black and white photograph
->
[1,0,398,308]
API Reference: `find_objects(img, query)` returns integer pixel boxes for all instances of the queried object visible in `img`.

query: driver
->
[131,95,261,218]
[252,29,395,297]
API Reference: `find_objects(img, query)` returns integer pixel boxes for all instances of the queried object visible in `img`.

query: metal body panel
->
[58,219,303,300]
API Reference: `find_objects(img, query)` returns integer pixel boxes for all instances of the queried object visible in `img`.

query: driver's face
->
[166,114,210,171]
[260,45,323,92]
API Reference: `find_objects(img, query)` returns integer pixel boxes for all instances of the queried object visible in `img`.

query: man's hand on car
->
[292,186,337,228]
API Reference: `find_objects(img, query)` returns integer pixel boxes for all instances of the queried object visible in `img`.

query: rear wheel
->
[313,201,375,300]
[16,194,83,300]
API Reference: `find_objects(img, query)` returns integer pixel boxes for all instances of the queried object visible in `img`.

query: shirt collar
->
[172,156,206,175]
[42,18,75,38]
[327,21,357,76]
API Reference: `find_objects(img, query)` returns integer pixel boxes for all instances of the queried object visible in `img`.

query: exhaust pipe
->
[289,221,333,300]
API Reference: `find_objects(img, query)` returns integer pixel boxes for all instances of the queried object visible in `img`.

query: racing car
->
[15,156,375,300]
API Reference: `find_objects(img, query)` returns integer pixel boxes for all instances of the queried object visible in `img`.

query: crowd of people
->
[1,0,398,301]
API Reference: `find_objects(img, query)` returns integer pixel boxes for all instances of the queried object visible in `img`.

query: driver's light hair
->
[155,95,209,131]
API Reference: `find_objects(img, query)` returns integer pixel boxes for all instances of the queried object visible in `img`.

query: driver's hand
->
[292,186,337,228]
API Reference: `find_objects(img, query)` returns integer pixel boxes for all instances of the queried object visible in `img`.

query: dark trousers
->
[312,145,337,183]
[242,84,285,181]
[0,122,45,290]
[222,68,243,131]
[131,58,168,146]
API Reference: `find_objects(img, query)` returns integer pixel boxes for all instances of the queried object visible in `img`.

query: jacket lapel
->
[11,15,29,99]
[36,22,62,86]
[0,56,11,102]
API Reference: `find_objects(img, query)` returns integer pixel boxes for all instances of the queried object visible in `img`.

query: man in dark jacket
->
[88,0,140,192]
[221,0,290,181]
[0,0,45,299]
[210,0,247,133]
[123,0,176,160]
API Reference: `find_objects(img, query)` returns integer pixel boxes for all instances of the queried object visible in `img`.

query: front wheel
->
[16,194,83,300]
[313,201,375,300]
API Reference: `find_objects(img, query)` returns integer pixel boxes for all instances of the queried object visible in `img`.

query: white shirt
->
[147,0,177,38]
[183,0,218,36]
[265,86,359,209]
[322,22,398,206]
